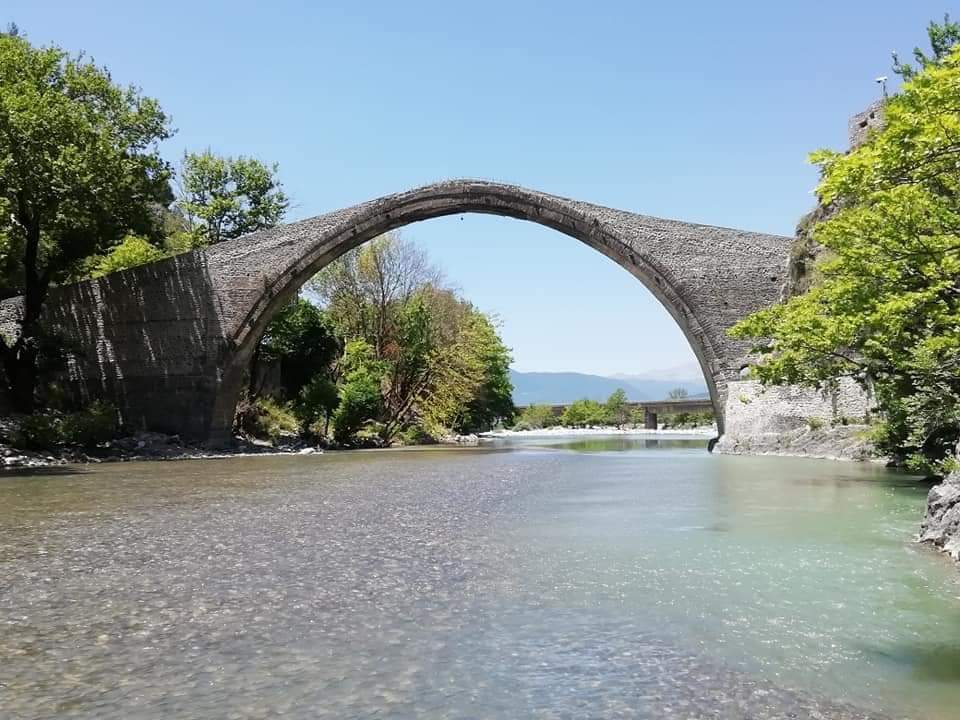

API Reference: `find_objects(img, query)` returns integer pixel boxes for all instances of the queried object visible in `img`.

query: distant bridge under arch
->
[28,180,792,444]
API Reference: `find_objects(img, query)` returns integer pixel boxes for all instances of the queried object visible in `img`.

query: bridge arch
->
[35,180,792,444]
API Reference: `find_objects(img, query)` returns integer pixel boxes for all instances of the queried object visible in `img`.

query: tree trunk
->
[5,216,44,414]
[2,346,38,414]
[248,340,263,398]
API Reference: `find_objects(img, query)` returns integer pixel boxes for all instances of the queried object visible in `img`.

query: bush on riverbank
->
[8,401,119,450]
[235,396,299,443]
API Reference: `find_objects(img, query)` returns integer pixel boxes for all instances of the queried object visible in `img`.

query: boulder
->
[920,460,960,561]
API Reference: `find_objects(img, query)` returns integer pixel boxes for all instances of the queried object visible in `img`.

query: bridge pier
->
[644,410,658,430]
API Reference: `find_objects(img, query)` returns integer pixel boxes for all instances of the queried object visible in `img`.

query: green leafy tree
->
[86,235,167,278]
[253,298,340,399]
[297,374,340,437]
[177,150,289,246]
[605,388,630,428]
[310,233,442,356]
[515,403,557,429]
[332,339,385,443]
[561,398,607,427]
[0,34,172,411]
[893,14,960,79]
[454,314,515,432]
[731,43,960,472]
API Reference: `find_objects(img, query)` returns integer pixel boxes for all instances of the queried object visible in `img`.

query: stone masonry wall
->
[714,378,875,460]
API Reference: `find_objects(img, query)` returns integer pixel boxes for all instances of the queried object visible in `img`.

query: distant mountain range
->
[510,369,708,406]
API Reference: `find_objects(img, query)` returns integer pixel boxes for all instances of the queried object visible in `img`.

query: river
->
[1,436,958,719]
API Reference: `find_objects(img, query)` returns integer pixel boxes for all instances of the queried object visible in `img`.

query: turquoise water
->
[0,437,957,718]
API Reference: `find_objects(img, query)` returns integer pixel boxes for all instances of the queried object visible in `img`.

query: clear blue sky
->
[9,1,950,377]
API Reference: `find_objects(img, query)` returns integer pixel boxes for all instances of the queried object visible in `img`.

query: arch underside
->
[36,180,791,443]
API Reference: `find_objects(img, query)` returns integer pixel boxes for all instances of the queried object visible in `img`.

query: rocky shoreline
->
[0,431,328,469]
[919,441,960,562]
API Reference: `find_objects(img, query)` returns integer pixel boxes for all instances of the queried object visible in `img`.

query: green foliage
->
[731,43,960,473]
[311,236,513,443]
[331,340,385,444]
[310,233,442,354]
[257,298,340,400]
[561,398,608,427]
[892,14,960,79]
[807,417,826,431]
[14,413,61,450]
[0,33,172,410]
[514,404,557,430]
[86,235,167,278]
[662,410,714,429]
[177,150,289,246]
[236,395,298,442]
[296,374,339,435]
[605,388,629,428]
[60,401,119,447]
[454,314,515,433]
[13,401,118,449]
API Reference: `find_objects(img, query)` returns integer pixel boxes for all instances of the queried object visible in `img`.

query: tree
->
[454,314,515,432]
[667,387,689,399]
[297,374,339,437]
[331,339,385,443]
[893,14,960,79]
[561,398,607,428]
[605,388,629,428]
[0,34,173,411]
[310,233,443,356]
[252,298,340,399]
[515,404,557,429]
[86,235,167,278]
[177,150,288,247]
[731,42,960,473]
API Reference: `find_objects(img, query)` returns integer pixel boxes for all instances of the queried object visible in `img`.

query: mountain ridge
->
[510,369,708,405]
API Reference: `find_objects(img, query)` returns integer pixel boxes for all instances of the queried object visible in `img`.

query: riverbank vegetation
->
[731,17,960,475]
[0,27,514,451]
[239,235,515,447]
[513,388,714,431]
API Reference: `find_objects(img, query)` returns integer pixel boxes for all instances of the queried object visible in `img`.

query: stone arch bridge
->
[26,180,792,444]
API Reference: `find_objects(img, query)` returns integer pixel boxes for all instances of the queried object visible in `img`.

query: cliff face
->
[782,205,833,299]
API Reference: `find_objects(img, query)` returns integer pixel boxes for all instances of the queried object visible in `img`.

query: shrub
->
[236,395,298,442]
[396,424,435,445]
[514,404,556,429]
[60,401,119,447]
[807,417,825,430]
[13,401,120,450]
[296,375,339,436]
[332,370,383,443]
[14,413,61,450]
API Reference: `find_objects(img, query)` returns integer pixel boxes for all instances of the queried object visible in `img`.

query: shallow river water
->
[2,436,959,719]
